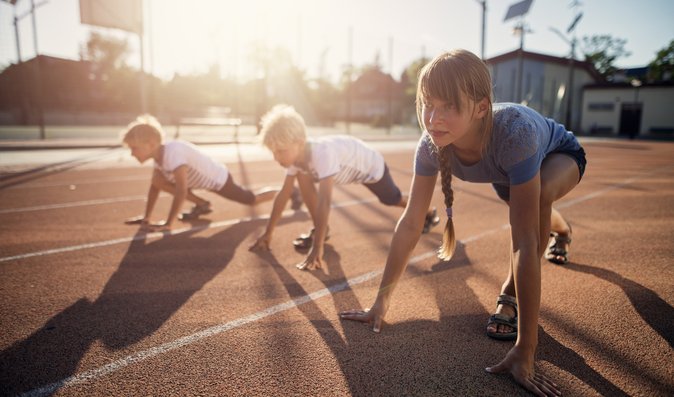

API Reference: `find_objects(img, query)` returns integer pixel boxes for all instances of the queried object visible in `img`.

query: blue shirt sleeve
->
[414,134,439,176]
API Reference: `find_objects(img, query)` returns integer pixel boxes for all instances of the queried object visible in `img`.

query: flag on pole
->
[79,0,142,34]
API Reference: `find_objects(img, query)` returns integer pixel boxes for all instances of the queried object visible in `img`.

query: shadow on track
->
[563,262,674,350]
[0,147,122,190]
[0,219,262,396]
[255,239,631,396]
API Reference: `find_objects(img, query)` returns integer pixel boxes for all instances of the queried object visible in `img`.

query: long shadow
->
[0,219,262,396]
[563,262,674,349]
[0,147,122,190]
[410,244,630,396]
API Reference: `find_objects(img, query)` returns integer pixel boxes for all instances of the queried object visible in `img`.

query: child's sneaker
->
[422,207,441,233]
[179,202,212,221]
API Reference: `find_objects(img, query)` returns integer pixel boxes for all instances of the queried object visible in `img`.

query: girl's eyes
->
[424,102,454,110]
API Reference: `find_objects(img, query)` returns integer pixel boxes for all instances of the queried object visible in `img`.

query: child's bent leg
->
[215,175,256,205]
[540,153,581,263]
[151,170,208,206]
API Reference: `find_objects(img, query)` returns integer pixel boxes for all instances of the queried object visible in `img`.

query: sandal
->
[422,207,441,234]
[292,227,330,250]
[178,202,212,221]
[486,294,518,341]
[545,224,572,265]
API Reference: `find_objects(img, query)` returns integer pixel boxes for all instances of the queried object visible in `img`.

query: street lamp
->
[475,0,487,60]
[504,0,533,103]
[549,10,582,130]
[2,0,48,138]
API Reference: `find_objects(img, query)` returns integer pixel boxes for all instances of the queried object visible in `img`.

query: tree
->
[81,32,130,73]
[399,57,430,125]
[647,40,674,82]
[580,34,631,80]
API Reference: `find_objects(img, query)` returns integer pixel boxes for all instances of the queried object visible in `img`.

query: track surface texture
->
[1,138,673,396]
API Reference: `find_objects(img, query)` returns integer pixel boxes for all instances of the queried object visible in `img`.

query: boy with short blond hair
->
[122,114,279,231]
[250,105,439,270]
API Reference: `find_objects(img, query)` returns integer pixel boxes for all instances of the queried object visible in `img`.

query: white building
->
[487,50,601,132]
[581,83,674,138]
[487,49,674,139]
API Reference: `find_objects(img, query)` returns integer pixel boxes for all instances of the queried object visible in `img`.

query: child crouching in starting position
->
[122,114,280,232]
[340,49,586,396]
[249,105,440,270]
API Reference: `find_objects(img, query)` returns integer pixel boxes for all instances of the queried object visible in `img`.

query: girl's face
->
[422,95,487,148]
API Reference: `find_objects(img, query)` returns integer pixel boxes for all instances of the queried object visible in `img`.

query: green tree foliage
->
[82,32,130,72]
[580,34,631,80]
[647,39,674,82]
[399,57,430,125]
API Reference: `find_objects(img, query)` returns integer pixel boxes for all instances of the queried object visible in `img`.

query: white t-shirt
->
[156,140,229,190]
[287,136,385,184]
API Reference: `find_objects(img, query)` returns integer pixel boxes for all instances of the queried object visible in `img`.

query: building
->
[581,82,674,138]
[486,49,602,132]
[343,67,404,126]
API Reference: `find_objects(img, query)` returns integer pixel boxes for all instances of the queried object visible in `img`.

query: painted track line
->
[17,172,652,396]
[0,195,150,214]
[0,197,379,264]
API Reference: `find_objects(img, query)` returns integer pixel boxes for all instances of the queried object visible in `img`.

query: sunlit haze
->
[1,0,673,82]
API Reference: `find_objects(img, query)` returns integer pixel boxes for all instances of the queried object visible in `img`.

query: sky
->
[1,0,673,83]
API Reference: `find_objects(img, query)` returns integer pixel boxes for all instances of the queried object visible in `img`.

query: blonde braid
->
[436,146,456,260]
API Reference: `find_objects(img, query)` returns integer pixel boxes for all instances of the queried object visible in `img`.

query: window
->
[588,102,614,111]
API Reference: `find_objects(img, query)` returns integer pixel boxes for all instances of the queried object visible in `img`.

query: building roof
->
[486,49,603,81]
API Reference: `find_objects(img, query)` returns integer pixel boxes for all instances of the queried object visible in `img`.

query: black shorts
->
[215,174,255,205]
[492,145,587,202]
[364,164,403,206]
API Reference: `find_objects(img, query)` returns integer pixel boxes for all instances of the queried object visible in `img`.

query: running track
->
[0,138,673,396]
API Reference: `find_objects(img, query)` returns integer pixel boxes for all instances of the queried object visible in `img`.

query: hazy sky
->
[1,0,673,82]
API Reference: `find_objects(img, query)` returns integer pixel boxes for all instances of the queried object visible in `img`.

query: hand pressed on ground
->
[486,345,561,397]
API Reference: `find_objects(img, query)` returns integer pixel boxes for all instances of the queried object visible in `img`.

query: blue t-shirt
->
[414,103,581,186]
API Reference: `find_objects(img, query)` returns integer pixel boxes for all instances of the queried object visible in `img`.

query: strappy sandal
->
[545,224,572,265]
[486,294,518,341]
[422,207,441,234]
[292,227,330,250]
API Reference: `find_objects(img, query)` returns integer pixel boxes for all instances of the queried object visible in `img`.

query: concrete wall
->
[581,86,674,136]
[489,58,595,132]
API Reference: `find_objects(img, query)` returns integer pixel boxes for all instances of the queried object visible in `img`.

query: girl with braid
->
[340,49,586,397]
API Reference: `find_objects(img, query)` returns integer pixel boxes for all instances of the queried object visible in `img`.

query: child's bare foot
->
[486,294,518,340]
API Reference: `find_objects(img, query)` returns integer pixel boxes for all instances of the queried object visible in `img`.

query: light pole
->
[475,0,486,60]
[5,0,48,137]
[504,0,533,103]
[549,27,576,129]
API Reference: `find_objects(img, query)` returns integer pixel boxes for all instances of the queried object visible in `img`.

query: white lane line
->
[0,198,379,263]
[4,175,147,190]
[0,195,149,214]
[17,172,653,396]
[0,183,271,214]
[20,250,432,397]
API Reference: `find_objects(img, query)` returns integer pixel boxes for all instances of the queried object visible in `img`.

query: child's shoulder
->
[492,104,540,138]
